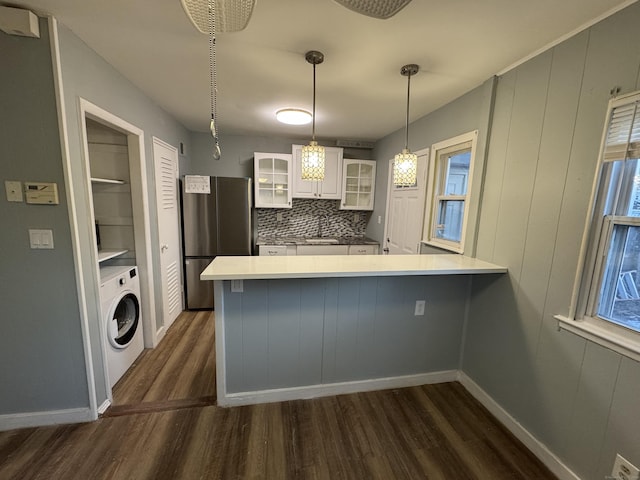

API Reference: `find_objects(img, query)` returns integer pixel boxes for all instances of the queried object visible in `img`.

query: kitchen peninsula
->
[201,254,506,406]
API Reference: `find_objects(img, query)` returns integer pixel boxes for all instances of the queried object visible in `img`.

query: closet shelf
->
[91,177,126,185]
[98,249,128,263]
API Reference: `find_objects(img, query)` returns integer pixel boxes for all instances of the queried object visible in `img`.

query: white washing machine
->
[100,265,144,389]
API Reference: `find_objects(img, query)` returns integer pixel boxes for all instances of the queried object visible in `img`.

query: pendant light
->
[301,50,325,181]
[393,64,419,186]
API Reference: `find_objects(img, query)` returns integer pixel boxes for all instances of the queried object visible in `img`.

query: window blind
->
[603,96,640,162]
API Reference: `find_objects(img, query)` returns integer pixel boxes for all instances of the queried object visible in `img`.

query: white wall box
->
[254,153,292,209]
[348,244,378,255]
[291,144,343,199]
[340,159,376,210]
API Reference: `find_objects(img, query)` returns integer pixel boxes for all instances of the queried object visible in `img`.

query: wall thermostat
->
[24,182,59,205]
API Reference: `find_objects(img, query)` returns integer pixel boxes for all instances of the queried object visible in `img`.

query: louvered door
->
[153,137,182,330]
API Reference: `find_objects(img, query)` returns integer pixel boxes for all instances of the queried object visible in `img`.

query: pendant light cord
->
[208,1,218,130]
[311,62,317,142]
[404,71,411,150]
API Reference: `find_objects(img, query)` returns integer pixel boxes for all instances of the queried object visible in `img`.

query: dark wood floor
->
[108,310,216,415]
[0,311,557,480]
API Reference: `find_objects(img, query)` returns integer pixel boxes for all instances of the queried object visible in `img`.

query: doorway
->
[383,148,429,254]
[79,99,158,412]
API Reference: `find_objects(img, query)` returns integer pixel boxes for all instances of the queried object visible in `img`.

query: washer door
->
[107,292,140,349]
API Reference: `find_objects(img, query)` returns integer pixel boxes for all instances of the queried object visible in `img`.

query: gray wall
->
[56,22,192,406]
[188,132,373,178]
[187,132,302,177]
[368,78,496,246]
[0,20,89,414]
[463,3,640,479]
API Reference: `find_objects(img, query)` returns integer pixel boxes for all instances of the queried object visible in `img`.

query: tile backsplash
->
[257,199,370,238]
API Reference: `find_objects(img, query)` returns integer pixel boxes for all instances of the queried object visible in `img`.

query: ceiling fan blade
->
[181,0,256,33]
[333,0,412,19]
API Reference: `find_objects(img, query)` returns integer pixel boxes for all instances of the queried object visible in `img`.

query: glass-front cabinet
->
[340,159,376,210]
[254,153,292,208]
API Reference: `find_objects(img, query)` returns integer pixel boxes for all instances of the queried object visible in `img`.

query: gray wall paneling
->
[465,3,640,479]
[596,357,640,480]
[564,342,621,479]
[223,276,472,393]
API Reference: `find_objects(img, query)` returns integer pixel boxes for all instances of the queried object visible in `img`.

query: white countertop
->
[200,254,507,280]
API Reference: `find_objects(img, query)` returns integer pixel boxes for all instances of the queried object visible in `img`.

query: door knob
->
[161,244,169,252]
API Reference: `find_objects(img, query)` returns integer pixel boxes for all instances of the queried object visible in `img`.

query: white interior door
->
[153,137,182,331]
[383,149,429,254]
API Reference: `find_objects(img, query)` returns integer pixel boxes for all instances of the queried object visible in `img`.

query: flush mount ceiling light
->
[333,0,412,19]
[393,63,419,187]
[301,51,326,181]
[180,0,255,33]
[276,108,312,125]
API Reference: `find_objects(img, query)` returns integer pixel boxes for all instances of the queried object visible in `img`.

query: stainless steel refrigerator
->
[180,176,253,310]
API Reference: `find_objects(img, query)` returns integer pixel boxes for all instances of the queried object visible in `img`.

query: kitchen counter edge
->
[201,254,507,281]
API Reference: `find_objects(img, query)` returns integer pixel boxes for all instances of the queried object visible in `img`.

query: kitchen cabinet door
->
[348,244,379,255]
[291,145,343,199]
[296,245,349,255]
[340,159,376,210]
[258,245,297,256]
[254,153,292,208]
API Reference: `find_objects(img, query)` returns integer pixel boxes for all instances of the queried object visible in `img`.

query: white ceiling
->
[7,0,635,142]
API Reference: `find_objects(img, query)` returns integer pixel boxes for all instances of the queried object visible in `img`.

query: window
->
[423,131,478,253]
[561,91,640,360]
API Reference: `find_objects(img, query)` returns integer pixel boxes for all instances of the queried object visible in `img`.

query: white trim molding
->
[457,372,581,480]
[217,370,458,407]
[0,408,94,432]
[556,315,640,363]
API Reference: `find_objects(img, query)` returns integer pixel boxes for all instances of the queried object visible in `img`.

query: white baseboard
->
[218,370,459,407]
[457,372,581,480]
[0,407,94,432]
[97,399,111,415]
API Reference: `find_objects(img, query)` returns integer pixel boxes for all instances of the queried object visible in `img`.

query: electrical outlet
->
[414,300,426,316]
[276,212,283,222]
[612,454,640,480]
[231,279,243,293]
[353,213,360,223]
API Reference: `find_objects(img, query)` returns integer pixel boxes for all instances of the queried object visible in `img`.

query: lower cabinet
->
[258,245,297,256]
[259,244,379,255]
[348,245,379,255]
[296,245,349,255]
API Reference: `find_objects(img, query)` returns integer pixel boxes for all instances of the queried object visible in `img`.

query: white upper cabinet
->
[254,152,292,209]
[291,144,343,199]
[340,159,376,210]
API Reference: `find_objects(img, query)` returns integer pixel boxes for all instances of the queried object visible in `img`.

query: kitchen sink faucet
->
[317,214,329,237]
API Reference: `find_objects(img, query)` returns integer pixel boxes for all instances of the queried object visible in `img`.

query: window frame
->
[559,91,640,362]
[423,130,478,254]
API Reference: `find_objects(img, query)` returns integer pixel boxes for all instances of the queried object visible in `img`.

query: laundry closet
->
[86,118,144,391]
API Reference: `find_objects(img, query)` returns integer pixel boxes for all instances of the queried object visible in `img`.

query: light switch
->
[29,229,54,249]
[5,181,23,202]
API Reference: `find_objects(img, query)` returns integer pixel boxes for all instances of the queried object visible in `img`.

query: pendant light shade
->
[301,50,326,181]
[393,64,419,187]
[333,0,412,19]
